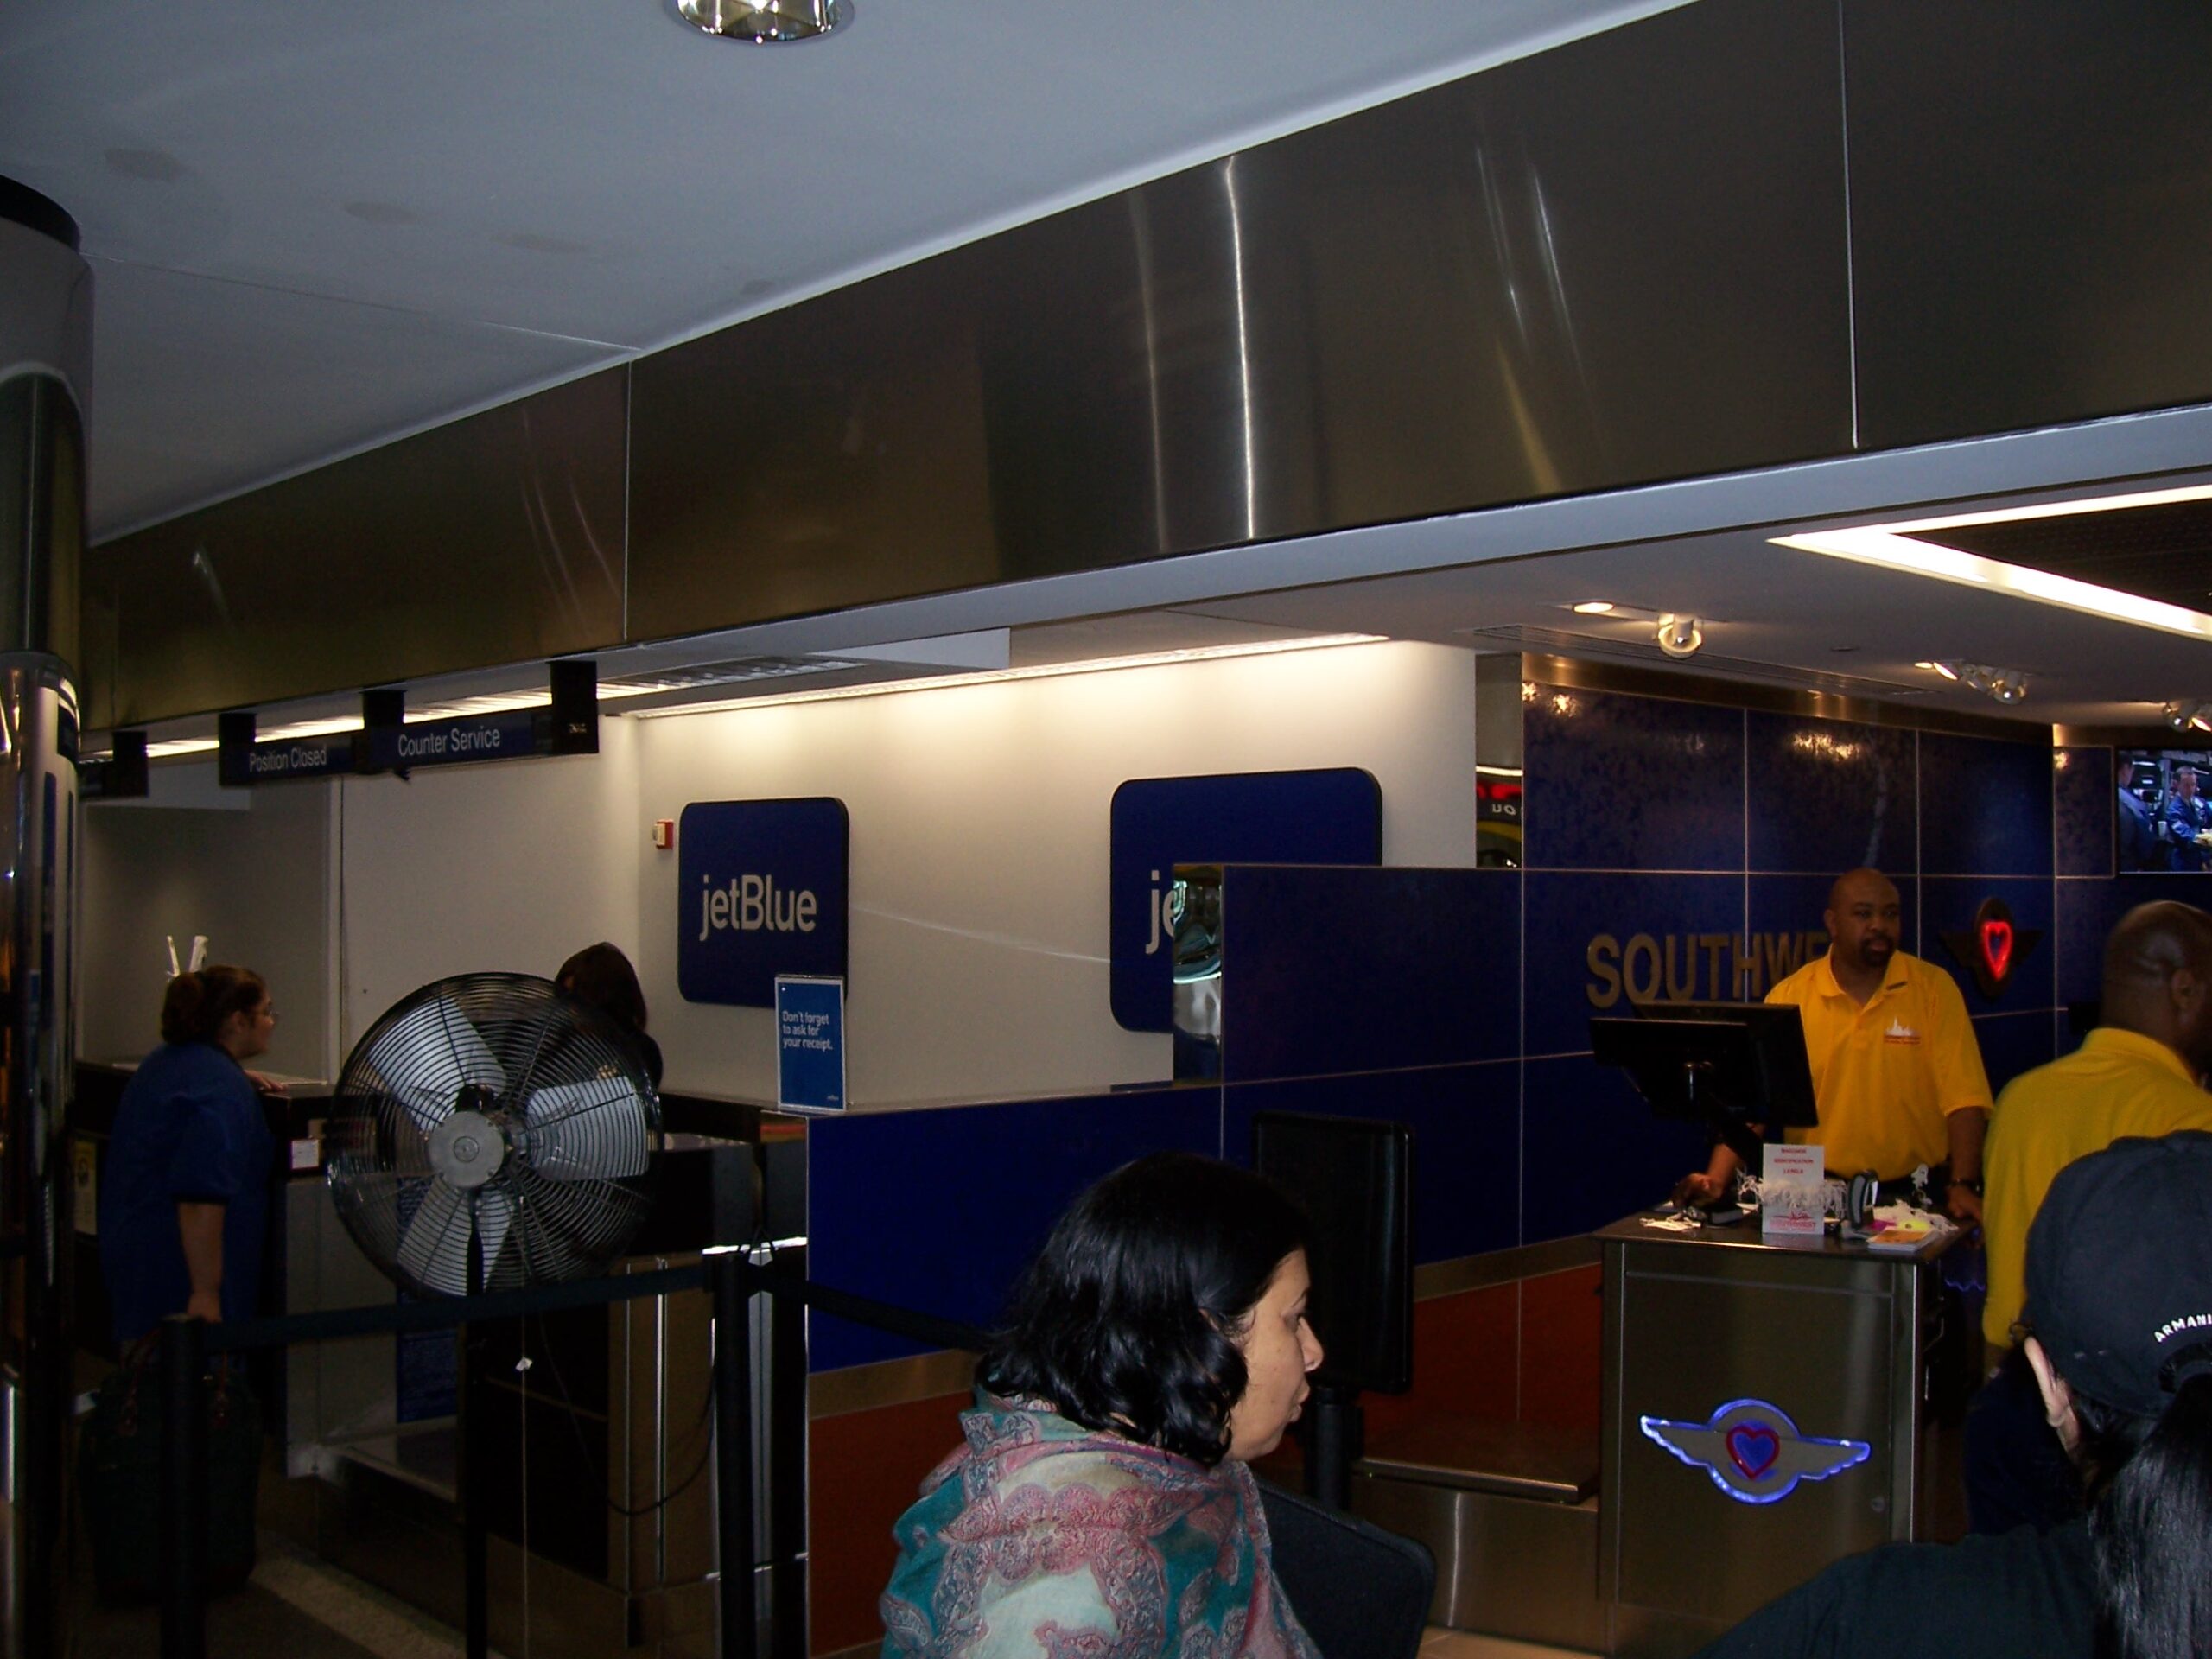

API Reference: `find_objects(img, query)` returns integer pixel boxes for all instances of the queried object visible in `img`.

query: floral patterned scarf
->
[880,1393,1319,1657]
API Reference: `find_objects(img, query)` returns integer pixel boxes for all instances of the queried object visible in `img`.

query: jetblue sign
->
[1109,769,1382,1032]
[678,798,849,1007]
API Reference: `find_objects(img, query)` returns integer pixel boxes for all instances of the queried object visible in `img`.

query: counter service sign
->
[679,798,849,1007]
[1109,769,1382,1032]
[1639,1397,1870,1504]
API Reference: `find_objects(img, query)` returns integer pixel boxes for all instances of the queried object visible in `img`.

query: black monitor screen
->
[2118,748,2212,873]
[1589,1000,1819,1131]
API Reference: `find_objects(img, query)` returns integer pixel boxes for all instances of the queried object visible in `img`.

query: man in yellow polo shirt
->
[1964,899,2212,1533]
[1676,868,1993,1217]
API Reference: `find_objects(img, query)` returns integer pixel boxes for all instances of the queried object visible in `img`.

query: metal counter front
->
[1598,1215,1955,1658]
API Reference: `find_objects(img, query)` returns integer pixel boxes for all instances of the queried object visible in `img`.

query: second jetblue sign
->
[678,798,849,1007]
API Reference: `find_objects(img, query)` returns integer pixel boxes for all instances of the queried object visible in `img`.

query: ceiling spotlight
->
[1572,601,1616,615]
[1928,660,1961,681]
[677,0,850,42]
[2164,701,2212,734]
[1654,614,1703,658]
[1986,673,2030,705]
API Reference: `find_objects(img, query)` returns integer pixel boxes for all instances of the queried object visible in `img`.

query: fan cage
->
[327,973,662,1298]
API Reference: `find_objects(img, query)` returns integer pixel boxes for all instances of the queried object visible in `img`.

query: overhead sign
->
[1109,768,1382,1033]
[776,976,846,1112]
[678,798,849,1007]
[231,734,354,783]
[361,709,543,773]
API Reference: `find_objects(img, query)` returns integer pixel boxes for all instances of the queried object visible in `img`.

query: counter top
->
[1595,1209,1962,1262]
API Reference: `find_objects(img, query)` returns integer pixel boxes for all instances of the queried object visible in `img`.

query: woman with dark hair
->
[1694,1130,2212,1659]
[99,966,280,1338]
[880,1152,1325,1655]
[556,941,662,1090]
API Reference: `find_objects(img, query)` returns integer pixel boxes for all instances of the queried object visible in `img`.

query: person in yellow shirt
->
[1963,899,2212,1535]
[1676,868,1993,1219]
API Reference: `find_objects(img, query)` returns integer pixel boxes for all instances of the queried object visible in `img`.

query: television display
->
[2117,748,2212,873]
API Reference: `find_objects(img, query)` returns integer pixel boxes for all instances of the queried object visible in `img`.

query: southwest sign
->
[678,798,849,1007]
[1109,769,1382,1032]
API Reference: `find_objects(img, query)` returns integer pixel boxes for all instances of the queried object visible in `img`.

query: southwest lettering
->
[1586,934,1622,1008]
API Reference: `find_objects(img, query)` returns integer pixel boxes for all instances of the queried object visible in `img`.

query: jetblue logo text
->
[697,874,818,940]
[678,799,849,1007]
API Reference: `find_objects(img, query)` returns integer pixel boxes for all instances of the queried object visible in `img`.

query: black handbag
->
[78,1338,261,1605]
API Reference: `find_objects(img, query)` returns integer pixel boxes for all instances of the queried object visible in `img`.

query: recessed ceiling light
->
[676,0,850,42]
[1570,601,1615,614]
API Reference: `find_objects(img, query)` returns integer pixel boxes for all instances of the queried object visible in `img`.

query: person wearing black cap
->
[1691,1129,2212,1659]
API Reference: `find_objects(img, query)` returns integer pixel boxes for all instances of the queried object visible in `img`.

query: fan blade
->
[523,1079,651,1180]
[361,995,510,1134]
[394,1182,471,1297]
[476,1187,516,1279]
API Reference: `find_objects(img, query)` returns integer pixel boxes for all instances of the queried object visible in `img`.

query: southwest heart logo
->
[1941,897,2044,1000]
[1726,1424,1782,1481]
[1641,1398,1871,1505]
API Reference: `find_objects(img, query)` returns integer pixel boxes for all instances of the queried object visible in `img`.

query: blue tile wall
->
[1220,866,1520,1081]
[1918,732,2054,877]
[806,1085,1221,1370]
[2056,870,2212,1003]
[1973,1010,2059,1099]
[2055,747,2112,879]
[1523,872,1745,1053]
[1522,1053,1707,1245]
[1746,712,1918,874]
[1222,1062,1522,1263]
[1522,687,1745,872]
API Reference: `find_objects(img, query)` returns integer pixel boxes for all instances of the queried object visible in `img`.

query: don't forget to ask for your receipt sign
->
[678,798,849,1007]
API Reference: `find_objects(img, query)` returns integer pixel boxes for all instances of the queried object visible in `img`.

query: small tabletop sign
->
[776,976,847,1113]
[1761,1144,1826,1240]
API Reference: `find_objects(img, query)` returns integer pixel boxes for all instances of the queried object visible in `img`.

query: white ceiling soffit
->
[0,0,1691,537]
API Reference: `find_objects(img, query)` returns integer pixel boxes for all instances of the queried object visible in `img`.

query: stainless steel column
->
[0,177,91,1659]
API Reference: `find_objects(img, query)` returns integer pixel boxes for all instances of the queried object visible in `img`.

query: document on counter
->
[1761,1144,1826,1239]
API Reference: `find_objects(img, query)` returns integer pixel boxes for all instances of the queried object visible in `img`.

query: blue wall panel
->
[1522,1052,1707,1244]
[1522,687,1745,872]
[1220,866,1520,1080]
[1973,1010,2059,1099]
[1746,712,1917,875]
[1222,1062,1521,1264]
[807,1086,1220,1370]
[2055,747,2113,879]
[1918,734,2053,877]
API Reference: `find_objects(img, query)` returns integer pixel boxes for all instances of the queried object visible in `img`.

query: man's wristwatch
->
[1948,1177,1982,1198]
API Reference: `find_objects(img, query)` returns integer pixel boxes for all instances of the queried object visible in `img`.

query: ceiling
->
[9,0,2212,741]
[0,0,1684,539]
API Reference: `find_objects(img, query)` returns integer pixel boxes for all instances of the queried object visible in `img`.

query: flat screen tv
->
[2117,748,2212,873]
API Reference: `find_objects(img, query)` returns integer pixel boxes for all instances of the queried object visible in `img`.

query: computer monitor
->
[1589,1001,1819,1167]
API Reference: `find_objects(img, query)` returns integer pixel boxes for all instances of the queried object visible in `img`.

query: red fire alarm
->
[651,819,675,850]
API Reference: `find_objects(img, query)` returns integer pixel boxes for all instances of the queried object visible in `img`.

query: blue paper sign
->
[776,976,846,1112]
[1108,768,1382,1032]
[678,798,849,1007]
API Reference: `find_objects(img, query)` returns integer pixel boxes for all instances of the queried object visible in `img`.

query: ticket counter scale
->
[1598,1214,1958,1658]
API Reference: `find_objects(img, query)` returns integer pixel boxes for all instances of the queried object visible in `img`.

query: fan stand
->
[463,1194,489,1659]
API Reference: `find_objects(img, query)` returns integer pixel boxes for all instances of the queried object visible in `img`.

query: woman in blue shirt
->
[99,966,279,1340]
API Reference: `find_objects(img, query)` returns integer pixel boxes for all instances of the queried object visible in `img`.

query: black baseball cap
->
[2026,1130,2212,1420]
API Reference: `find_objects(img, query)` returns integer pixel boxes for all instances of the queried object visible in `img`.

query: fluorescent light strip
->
[1771,526,2212,642]
[631,634,1389,718]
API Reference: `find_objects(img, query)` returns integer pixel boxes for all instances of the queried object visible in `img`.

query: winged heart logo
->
[1940,895,2043,1000]
[1639,1398,1871,1505]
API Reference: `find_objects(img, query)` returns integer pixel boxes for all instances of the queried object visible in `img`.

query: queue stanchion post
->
[158,1314,209,1659]
[710,1248,760,1659]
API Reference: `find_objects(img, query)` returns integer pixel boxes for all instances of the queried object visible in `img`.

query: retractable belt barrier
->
[152,1252,988,1659]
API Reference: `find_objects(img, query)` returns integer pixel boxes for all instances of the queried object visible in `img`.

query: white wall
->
[634,641,1477,1102]
[81,782,334,1078]
[331,716,642,1059]
[76,645,1479,1101]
